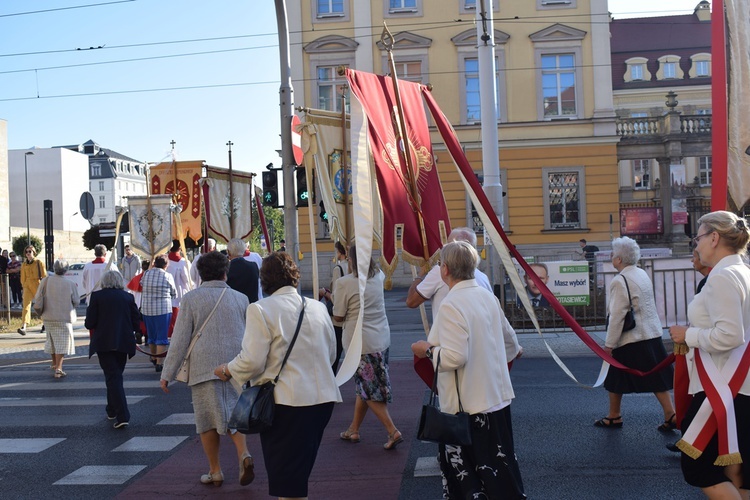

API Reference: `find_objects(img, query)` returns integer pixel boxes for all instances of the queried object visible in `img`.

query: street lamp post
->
[24,151,34,248]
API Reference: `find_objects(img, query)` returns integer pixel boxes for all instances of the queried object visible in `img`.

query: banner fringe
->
[714,452,742,467]
[676,439,702,459]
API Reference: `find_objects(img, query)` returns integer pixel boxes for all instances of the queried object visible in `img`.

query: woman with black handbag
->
[412,241,525,499]
[596,236,675,430]
[216,252,341,500]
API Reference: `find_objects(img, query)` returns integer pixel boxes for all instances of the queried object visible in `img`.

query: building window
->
[631,64,644,81]
[99,196,106,209]
[393,61,422,82]
[463,57,501,123]
[542,167,586,230]
[317,65,349,112]
[696,61,710,77]
[99,217,106,223]
[98,181,104,191]
[657,55,683,80]
[541,54,576,118]
[464,0,476,8]
[699,156,712,186]
[633,159,651,190]
[384,0,421,17]
[317,0,344,16]
[663,62,676,79]
[91,164,101,176]
[537,0,576,9]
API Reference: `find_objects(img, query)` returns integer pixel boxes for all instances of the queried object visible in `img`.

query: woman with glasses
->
[595,236,675,430]
[670,211,750,498]
[19,246,46,336]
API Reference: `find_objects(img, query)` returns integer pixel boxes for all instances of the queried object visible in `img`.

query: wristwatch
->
[425,346,434,359]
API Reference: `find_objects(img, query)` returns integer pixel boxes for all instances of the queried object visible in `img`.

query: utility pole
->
[275,0,298,262]
[477,0,502,284]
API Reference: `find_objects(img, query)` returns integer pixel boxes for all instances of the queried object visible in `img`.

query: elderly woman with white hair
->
[33,259,80,378]
[596,236,675,430]
[85,270,140,429]
[412,241,525,499]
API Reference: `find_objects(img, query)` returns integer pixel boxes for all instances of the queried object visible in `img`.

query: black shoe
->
[666,441,680,452]
[17,328,26,336]
[113,421,129,429]
[155,364,163,373]
[40,325,45,333]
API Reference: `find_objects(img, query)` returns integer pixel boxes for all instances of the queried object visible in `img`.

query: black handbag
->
[605,275,636,333]
[229,297,307,434]
[417,352,472,447]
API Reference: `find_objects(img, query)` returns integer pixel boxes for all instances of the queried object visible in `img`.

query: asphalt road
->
[0,288,702,499]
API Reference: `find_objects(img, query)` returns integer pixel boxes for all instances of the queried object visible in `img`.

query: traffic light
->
[296,167,309,208]
[262,171,278,207]
[319,200,328,223]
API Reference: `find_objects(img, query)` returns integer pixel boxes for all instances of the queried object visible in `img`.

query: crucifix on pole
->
[227,140,235,238]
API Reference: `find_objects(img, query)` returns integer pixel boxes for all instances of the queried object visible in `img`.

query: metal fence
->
[499,257,700,332]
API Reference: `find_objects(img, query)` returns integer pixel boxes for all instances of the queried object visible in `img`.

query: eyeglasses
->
[25,250,33,254]
[692,231,714,245]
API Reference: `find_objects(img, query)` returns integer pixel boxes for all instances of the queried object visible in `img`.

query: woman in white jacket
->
[596,236,675,430]
[412,241,525,499]
[670,211,750,499]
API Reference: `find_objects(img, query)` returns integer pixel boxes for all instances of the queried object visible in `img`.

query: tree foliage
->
[248,203,284,254]
[12,234,43,257]
[82,225,115,250]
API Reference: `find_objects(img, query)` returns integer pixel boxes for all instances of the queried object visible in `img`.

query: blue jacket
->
[85,288,140,358]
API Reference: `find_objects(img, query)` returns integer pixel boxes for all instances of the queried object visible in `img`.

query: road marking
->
[156,413,194,425]
[112,436,189,452]
[0,438,66,453]
[414,456,440,477]
[54,465,147,485]
[0,395,150,407]
[0,381,162,391]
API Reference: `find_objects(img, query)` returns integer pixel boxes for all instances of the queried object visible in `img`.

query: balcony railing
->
[616,117,661,137]
[616,114,713,138]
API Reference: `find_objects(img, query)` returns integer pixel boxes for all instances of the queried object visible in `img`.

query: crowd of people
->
[6,209,750,499]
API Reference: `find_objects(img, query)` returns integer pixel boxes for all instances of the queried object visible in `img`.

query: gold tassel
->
[714,452,743,466]
[674,343,690,355]
[676,439,702,459]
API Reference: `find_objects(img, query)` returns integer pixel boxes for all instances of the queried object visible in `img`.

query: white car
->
[64,263,86,299]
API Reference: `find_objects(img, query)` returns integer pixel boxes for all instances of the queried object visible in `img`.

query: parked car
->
[64,263,86,300]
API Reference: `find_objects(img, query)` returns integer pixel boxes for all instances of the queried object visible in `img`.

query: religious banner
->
[346,69,450,277]
[726,0,750,208]
[201,166,254,244]
[150,160,204,242]
[670,164,688,225]
[127,195,173,258]
[299,108,384,247]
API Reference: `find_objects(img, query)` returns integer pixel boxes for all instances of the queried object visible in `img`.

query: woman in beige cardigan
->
[34,259,80,378]
[596,236,675,430]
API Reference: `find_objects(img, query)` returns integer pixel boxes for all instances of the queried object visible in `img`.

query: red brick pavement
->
[117,359,428,499]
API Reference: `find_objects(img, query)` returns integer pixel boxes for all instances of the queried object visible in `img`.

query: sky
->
[0,0,710,177]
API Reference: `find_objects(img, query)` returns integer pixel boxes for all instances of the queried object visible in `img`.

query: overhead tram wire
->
[0,0,135,18]
[0,8,701,60]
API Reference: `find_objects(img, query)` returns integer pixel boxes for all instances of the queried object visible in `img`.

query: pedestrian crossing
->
[0,360,197,493]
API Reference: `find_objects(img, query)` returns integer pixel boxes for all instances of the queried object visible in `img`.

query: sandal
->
[340,429,361,443]
[239,453,255,486]
[658,413,677,433]
[594,416,622,428]
[384,430,403,450]
[54,369,66,379]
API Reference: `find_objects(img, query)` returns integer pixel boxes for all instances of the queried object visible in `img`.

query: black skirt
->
[438,406,526,499]
[604,337,673,394]
[260,402,334,498]
[681,393,750,489]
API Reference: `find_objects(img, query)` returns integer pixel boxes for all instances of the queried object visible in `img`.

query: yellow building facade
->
[289,0,619,280]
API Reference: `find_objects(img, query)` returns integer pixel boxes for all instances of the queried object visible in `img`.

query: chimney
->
[694,0,710,22]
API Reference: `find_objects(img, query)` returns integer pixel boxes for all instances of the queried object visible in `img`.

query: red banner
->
[346,69,450,272]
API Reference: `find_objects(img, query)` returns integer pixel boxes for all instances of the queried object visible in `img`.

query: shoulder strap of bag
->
[273,296,307,384]
[620,275,633,306]
[183,288,227,361]
[430,351,465,413]
[37,260,42,280]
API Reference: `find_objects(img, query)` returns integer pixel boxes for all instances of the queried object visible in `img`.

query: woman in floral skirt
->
[333,244,402,450]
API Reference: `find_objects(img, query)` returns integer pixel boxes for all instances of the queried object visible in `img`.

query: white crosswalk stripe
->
[0,362,196,493]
